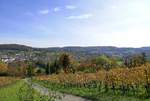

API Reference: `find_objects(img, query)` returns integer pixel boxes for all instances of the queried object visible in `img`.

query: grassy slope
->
[35,80,150,101]
[0,81,23,101]
[0,80,51,101]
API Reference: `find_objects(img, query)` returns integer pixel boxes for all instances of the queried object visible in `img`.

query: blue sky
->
[0,0,150,47]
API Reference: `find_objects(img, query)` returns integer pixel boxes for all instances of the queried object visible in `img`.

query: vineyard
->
[0,77,20,87]
[36,64,150,100]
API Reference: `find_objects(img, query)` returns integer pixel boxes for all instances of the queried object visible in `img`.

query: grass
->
[34,80,150,101]
[0,80,25,101]
[1,78,149,101]
[0,79,56,101]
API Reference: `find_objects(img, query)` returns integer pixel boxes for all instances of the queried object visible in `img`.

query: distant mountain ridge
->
[0,44,150,58]
[0,44,33,51]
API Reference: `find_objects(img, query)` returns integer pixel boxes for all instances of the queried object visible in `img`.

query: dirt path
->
[24,79,92,101]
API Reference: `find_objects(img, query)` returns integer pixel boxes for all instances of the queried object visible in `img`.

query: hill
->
[0,44,150,58]
[0,44,33,51]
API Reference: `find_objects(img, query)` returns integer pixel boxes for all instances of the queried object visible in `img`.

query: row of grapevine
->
[0,77,20,87]
[36,64,150,97]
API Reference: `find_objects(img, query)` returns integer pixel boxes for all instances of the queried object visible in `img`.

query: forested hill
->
[0,44,150,58]
[0,44,33,51]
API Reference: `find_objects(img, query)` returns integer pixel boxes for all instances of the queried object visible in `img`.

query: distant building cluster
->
[0,54,27,63]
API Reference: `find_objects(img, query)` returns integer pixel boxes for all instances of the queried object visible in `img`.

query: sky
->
[0,0,150,48]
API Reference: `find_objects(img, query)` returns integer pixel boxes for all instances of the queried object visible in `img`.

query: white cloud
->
[54,7,61,12]
[65,5,76,10]
[38,9,49,15]
[66,14,93,20]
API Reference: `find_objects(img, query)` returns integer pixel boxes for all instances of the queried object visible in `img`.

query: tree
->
[0,61,8,76]
[124,53,146,68]
[59,53,71,73]
[46,59,60,74]
[92,55,114,71]
[141,52,146,64]
[26,62,35,77]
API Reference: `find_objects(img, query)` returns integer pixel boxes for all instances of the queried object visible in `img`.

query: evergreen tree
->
[59,53,71,73]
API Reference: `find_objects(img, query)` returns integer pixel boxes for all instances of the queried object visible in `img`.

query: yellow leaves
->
[0,62,8,73]
[36,65,150,87]
[0,77,19,87]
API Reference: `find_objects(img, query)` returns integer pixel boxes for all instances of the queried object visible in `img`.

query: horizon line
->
[0,43,150,49]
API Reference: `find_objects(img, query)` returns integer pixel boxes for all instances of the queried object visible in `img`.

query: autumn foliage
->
[0,77,20,87]
[36,64,150,96]
[0,61,8,75]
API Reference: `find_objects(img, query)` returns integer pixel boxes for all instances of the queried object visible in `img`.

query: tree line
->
[0,52,147,76]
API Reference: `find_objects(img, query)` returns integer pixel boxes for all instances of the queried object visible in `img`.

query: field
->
[0,78,58,101]
[35,65,150,101]
[0,64,149,101]
[34,80,150,101]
